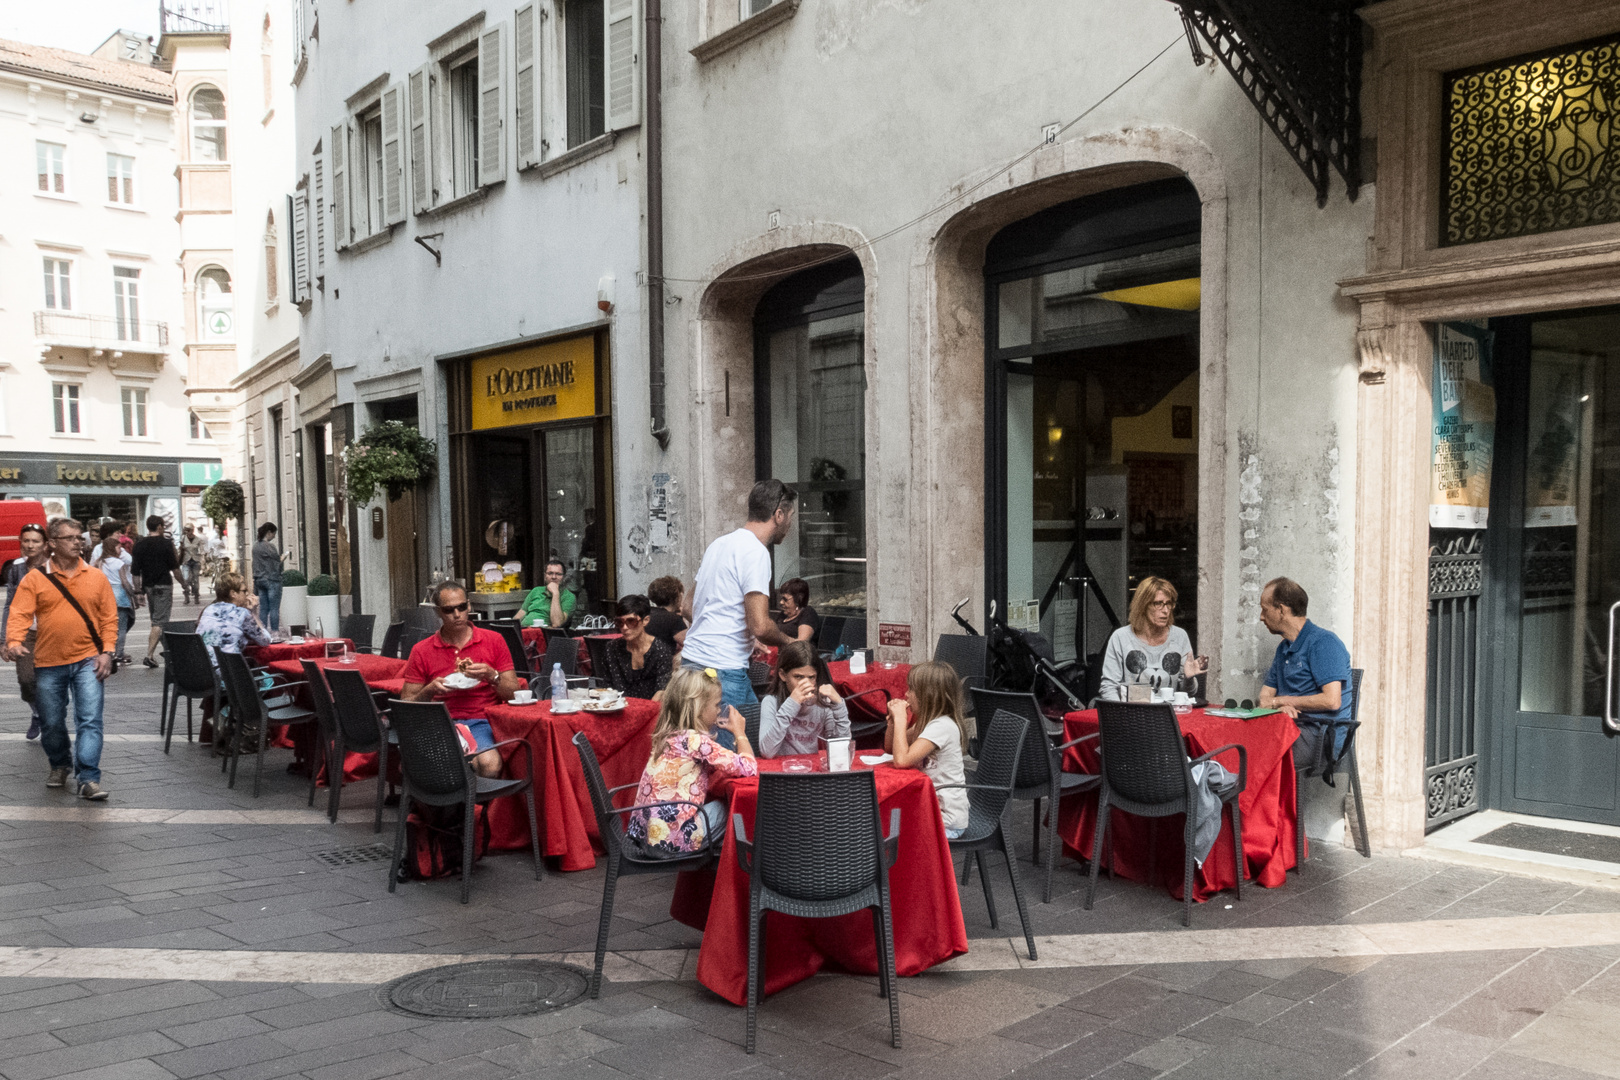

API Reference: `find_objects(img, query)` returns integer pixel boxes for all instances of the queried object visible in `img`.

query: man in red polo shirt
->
[400,582,519,777]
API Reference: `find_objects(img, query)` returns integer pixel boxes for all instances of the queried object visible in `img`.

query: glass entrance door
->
[1499,309,1620,824]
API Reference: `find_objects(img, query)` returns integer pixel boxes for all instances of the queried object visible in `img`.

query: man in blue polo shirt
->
[1258,577,1354,768]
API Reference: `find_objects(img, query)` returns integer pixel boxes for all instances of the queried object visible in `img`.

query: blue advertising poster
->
[1430,322,1495,529]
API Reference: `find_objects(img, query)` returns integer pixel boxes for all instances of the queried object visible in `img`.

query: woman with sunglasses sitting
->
[598,594,673,702]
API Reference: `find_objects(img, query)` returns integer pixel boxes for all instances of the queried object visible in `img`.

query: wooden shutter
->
[605,0,640,131]
[514,3,542,170]
[381,82,405,225]
[477,22,506,186]
[291,0,305,64]
[313,147,326,272]
[408,64,434,213]
[290,191,309,303]
[329,121,349,250]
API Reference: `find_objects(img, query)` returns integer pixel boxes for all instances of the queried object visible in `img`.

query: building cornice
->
[0,63,171,105]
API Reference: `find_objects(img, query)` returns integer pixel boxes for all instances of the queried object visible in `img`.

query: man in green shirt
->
[520,560,575,629]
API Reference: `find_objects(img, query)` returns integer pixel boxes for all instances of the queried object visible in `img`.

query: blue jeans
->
[683,661,755,751]
[35,658,104,783]
[255,579,282,631]
[115,607,134,658]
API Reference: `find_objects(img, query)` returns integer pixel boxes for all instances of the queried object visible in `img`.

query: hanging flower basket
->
[342,421,438,505]
[201,479,245,528]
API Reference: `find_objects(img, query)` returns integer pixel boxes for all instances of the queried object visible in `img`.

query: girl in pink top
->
[627,668,758,854]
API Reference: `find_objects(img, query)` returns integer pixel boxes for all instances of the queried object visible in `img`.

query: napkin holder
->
[820,735,853,773]
[1126,683,1154,704]
[848,650,867,675]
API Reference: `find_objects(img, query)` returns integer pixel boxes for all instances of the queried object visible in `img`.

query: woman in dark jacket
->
[600,594,674,701]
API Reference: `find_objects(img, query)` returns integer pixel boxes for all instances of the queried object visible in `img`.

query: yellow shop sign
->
[470,335,596,431]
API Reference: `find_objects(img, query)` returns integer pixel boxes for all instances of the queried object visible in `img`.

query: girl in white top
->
[1098,576,1208,702]
[885,660,971,838]
[758,640,850,757]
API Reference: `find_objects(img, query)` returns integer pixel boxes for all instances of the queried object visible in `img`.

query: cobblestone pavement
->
[0,603,1616,1080]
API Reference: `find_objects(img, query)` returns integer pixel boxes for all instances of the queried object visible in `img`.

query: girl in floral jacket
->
[626,668,757,854]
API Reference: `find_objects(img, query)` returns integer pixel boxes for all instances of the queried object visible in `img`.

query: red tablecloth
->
[827,660,910,724]
[670,757,967,1006]
[247,638,353,664]
[1056,707,1300,902]
[265,655,409,784]
[752,645,779,668]
[521,627,547,654]
[484,698,659,871]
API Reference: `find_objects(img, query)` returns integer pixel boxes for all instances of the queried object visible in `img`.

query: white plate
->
[442,673,480,690]
[581,700,625,713]
[285,637,305,644]
[508,697,540,707]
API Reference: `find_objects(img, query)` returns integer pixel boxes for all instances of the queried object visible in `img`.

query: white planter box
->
[306,594,342,639]
[280,585,308,629]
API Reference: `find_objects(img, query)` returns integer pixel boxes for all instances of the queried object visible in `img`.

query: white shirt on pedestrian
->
[682,527,772,671]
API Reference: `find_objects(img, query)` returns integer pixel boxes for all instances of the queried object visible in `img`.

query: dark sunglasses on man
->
[438,601,470,614]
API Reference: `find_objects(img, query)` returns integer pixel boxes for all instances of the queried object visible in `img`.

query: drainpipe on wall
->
[645,0,670,451]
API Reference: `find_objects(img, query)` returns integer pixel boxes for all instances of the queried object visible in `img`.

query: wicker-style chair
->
[387,699,541,904]
[970,687,1061,745]
[398,625,432,660]
[583,635,614,681]
[843,688,897,742]
[544,636,578,676]
[298,659,344,818]
[490,622,533,681]
[574,731,720,998]
[940,709,1038,960]
[1085,702,1248,927]
[340,613,376,654]
[934,634,990,713]
[1294,667,1370,863]
[975,703,1100,902]
[815,616,846,656]
[218,650,319,801]
[733,701,762,749]
[324,667,396,832]
[747,661,773,698]
[839,620,868,652]
[733,769,900,1054]
[376,622,404,659]
[162,632,219,753]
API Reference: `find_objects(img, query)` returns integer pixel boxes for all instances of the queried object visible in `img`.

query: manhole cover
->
[309,843,393,868]
[380,960,592,1019]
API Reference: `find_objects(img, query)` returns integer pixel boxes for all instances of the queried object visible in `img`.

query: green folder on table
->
[1203,707,1282,719]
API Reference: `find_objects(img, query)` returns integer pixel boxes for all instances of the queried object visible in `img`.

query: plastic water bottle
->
[549,662,568,704]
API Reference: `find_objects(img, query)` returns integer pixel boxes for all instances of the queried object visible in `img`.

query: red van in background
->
[0,501,48,564]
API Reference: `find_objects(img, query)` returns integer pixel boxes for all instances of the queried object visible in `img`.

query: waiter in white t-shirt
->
[682,480,799,740]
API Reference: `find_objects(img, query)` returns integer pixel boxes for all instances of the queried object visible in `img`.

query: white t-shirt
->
[682,528,773,670]
[918,715,969,833]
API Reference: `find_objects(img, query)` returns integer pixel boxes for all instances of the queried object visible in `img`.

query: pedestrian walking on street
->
[93,522,137,667]
[180,523,206,605]
[130,515,179,668]
[3,522,47,741]
[4,518,117,800]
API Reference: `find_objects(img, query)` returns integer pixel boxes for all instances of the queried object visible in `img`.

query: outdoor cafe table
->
[483,697,660,871]
[246,637,353,664]
[1055,706,1301,902]
[668,755,968,1007]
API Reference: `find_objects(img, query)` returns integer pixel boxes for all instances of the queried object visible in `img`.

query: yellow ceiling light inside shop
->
[1095,276,1201,311]
[470,335,597,431]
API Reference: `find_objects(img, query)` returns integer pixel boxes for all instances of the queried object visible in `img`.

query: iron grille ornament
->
[1425,532,1482,830]
[1445,34,1620,245]
[1172,0,1365,207]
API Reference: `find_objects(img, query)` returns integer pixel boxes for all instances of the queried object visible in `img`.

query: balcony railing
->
[35,310,169,351]
[160,0,229,34]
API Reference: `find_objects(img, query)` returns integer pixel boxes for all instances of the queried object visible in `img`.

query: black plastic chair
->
[839,620,868,652]
[398,625,432,660]
[1294,667,1371,863]
[935,635,989,712]
[340,613,376,654]
[815,616,846,658]
[387,699,541,904]
[218,650,319,801]
[583,635,614,681]
[377,621,404,659]
[162,633,219,753]
[490,623,533,680]
[164,619,197,634]
[1085,702,1248,927]
[941,710,1038,960]
[733,770,900,1054]
[325,667,396,832]
[544,636,578,676]
[843,687,896,742]
[574,731,721,998]
[747,660,773,698]
[733,701,762,749]
[977,702,1100,902]
[299,659,343,817]
[970,687,1061,747]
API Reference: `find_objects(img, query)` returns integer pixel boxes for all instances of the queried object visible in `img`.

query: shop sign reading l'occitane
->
[470,335,596,430]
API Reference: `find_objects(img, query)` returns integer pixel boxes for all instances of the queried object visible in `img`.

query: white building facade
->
[0,33,220,531]
[290,0,650,623]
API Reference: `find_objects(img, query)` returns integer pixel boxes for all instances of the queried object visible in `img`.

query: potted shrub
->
[342,421,438,505]
[305,573,341,639]
[280,567,308,629]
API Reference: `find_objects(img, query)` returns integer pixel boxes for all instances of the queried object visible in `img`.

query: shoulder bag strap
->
[32,567,106,654]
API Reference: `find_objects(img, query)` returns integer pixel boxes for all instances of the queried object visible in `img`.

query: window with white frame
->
[360,104,385,234]
[107,153,135,204]
[511,0,637,170]
[120,386,148,438]
[113,268,142,341]
[36,141,66,194]
[405,20,504,215]
[565,0,605,148]
[448,52,480,196]
[330,84,403,248]
[198,266,234,341]
[190,410,213,440]
[53,383,81,434]
[191,85,227,161]
[42,258,72,310]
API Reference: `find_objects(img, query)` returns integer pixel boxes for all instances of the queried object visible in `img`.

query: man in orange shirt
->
[4,518,118,800]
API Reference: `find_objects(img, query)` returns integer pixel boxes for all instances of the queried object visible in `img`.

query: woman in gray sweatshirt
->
[759,640,851,758]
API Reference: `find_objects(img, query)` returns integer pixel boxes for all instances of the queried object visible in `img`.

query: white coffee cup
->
[513,690,535,704]
[1153,687,1173,703]
[1173,691,1192,707]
